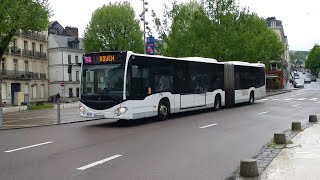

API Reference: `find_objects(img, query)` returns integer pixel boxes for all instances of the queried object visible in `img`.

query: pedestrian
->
[56,93,61,102]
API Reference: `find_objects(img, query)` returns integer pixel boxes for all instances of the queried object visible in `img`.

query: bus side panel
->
[132,95,157,119]
[254,85,266,100]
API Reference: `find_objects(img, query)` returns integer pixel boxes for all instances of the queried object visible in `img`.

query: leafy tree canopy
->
[83,2,143,53]
[152,0,283,65]
[305,44,320,72]
[0,0,50,59]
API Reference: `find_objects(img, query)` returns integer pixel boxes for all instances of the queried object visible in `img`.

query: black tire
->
[213,95,221,111]
[158,100,170,121]
[249,91,254,104]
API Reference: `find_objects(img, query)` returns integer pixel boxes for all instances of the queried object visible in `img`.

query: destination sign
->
[83,52,126,65]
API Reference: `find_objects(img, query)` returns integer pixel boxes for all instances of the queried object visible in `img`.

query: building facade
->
[48,21,83,102]
[265,17,290,89]
[1,30,49,105]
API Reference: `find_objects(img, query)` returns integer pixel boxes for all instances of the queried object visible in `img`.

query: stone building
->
[48,21,83,102]
[1,30,49,105]
[265,17,290,89]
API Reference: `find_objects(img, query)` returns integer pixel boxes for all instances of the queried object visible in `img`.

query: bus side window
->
[131,57,150,99]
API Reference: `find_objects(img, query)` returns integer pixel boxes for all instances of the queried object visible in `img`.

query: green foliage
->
[0,0,50,58]
[83,2,143,53]
[305,44,320,72]
[289,51,309,61]
[152,0,283,65]
[29,103,53,110]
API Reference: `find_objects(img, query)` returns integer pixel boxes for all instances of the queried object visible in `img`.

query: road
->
[0,73,319,180]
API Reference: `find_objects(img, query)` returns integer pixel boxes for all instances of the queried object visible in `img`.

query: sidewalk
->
[259,123,320,180]
[266,83,298,97]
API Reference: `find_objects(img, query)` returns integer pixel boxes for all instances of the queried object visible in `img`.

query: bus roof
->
[88,51,264,67]
[130,52,222,64]
[226,61,265,67]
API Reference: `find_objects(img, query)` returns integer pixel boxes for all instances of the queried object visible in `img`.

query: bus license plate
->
[94,114,104,118]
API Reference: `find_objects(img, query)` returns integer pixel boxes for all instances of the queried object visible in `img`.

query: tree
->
[0,0,50,104]
[83,2,143,53]
[305,44,320,74]
[152,0,283,66]
[0,0,50,59]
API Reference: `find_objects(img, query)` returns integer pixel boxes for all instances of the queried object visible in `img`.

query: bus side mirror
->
[132,65,138,77]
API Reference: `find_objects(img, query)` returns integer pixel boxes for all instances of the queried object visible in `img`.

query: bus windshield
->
[81,64,125,99]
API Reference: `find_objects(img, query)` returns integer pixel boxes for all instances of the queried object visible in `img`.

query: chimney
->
[65,26,78,37]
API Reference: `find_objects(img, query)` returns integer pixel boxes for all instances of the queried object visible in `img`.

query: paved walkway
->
[260,123,320,180]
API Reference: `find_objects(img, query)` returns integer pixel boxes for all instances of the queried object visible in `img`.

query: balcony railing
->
[0,70,47,80]
[20,31,47,41]
[22,49,46,59]
[10,47,21,55]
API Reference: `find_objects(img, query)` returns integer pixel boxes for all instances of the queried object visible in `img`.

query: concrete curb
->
[266,90,292,97]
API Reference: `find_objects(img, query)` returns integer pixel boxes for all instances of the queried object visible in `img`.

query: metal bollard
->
[57,100,61,124]
[0,107,2,128]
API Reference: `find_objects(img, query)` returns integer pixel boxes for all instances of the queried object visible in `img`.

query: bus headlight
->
[115,107,128,116]
[80,106,85,113]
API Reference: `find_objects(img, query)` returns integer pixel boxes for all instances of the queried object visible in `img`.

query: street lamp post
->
[140,0,148,54]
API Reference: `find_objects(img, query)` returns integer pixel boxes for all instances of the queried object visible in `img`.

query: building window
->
[271,21,276,27]
[25,61,29,72]
[24,41,28,50]
[68,55,71,64]
[69,88,73,97]
[76,88,79,97]
[69,73,72,81]
[1,58,5,71]
[40,44,43,53]
[76,71,79,81]
[32,42,36,54]
[2,83,6,99]
[13,59,18,72]
[75,56,78,64]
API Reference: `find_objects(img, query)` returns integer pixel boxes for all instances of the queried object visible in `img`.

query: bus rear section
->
[224,62,266,107]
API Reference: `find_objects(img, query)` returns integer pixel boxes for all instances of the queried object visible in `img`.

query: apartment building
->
[265,17,290,89]
[48,21,83,102]
[1,30,49,105]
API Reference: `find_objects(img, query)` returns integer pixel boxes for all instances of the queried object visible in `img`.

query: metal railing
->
[0,70,47,80]
[22,49,46,59]
[20,31,47,41]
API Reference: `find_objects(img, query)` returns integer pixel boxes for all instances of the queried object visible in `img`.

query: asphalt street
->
[0,73,319,180]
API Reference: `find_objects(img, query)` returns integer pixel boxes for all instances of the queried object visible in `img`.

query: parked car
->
[308,75,317,82]
[294,78,304,88]
[304,78,311,83]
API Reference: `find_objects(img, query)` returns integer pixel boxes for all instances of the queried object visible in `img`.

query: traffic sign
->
[60,82,65,87]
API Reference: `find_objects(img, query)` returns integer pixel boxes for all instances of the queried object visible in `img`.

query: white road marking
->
[258,111,270,115]
[285,98,293,101]
[260,99,268,101]
[5,141,53,153]
[309,98,319,101]
[297,98,306,101]
[77,155,122,170]
[272,98,279,101]
[199,123,218,129]
[292,104,300,107]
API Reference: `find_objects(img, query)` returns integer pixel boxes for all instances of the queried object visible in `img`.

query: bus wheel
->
[158,100,169,121]
[249,92,255,104]
[213,95,221,111]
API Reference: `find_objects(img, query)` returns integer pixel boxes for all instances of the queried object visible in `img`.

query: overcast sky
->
[49,0,320,51]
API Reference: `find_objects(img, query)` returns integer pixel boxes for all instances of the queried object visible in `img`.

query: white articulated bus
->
[79,51,266,121]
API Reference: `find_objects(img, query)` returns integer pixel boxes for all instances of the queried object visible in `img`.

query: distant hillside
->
[289,50,309,61]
